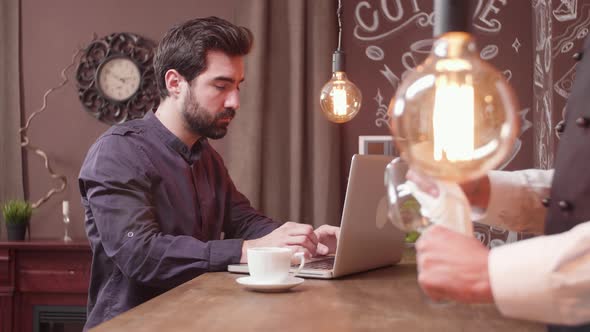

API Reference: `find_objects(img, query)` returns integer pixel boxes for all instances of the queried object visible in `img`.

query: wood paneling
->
[0,241,91,332]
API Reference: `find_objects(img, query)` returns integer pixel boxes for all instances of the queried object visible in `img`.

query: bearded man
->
[79,17,338,330]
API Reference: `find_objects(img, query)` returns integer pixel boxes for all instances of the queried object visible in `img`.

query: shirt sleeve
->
[489,221,590,325]
[222,167,280,240]
[80,135,243,289]
[474,169,553,234]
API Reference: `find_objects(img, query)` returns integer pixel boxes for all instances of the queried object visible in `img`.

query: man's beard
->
[181,89,236,140]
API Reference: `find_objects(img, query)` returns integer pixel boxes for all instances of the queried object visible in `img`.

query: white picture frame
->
[358,135,396,155]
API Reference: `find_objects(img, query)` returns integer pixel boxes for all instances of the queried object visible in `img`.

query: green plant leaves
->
[2,200,33,225]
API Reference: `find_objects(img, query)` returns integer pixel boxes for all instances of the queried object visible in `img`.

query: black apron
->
[543,36,590,332]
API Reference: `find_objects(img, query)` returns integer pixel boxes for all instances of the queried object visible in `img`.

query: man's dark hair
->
[153,16,253,99]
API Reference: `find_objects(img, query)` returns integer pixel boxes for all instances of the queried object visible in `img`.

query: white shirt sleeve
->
[482,169,590,325]
[476,169,553,234]
[489,221,590,325]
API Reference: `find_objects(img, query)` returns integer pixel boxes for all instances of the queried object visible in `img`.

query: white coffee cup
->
[247,247,306,284]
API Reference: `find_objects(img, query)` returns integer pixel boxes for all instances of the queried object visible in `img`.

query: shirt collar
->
[143,111,207,164]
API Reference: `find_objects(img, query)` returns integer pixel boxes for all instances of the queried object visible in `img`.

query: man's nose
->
[224,90,240,110]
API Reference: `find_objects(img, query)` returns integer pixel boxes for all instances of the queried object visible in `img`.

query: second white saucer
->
[236,276,304,292]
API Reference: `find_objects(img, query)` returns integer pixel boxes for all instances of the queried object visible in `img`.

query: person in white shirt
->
[413,136,590,330]
[414,39,590,332]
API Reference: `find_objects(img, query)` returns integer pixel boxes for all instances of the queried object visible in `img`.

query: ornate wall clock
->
[76,32,159,125]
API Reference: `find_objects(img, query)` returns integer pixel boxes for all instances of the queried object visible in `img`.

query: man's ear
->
[164,69,185,98]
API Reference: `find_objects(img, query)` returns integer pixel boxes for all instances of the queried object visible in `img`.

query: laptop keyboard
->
[296,257,335,270]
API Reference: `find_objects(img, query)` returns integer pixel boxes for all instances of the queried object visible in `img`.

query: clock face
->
[97,57,141,102]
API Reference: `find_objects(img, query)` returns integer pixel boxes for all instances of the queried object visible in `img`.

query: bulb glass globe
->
[389,32,519,182]
[320,71,362,123]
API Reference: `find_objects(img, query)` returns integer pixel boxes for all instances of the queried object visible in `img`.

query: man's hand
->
[415,225,494,303]
[314,225,340,256]
[241,222,319,263]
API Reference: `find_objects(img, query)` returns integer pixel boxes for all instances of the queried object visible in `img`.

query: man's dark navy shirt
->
[79,111,279,330]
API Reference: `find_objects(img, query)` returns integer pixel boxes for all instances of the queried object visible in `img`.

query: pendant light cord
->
[337,0,343,51]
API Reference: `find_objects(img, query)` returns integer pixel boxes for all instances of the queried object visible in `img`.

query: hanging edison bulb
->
[320,52,362,123]
[389,1,519,182]
[390,32,519,182]
[320,0,362,123]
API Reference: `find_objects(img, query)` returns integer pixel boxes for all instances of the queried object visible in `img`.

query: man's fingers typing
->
[287,235,317,256]
[316,243,329,256]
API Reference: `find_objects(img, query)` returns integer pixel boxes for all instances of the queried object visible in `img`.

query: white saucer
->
[236,276,304,292]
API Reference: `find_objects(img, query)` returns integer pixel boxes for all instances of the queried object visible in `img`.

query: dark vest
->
[544,36,590,332]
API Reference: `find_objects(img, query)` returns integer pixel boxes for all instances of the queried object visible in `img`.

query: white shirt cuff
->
[489,233,567,324]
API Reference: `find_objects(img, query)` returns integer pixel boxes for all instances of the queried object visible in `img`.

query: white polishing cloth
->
[404,180,473,236]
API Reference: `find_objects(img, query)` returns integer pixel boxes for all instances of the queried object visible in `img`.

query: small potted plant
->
[2,200,33,241]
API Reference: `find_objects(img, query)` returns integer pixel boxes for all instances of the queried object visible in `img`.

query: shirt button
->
[555,121,566,135]
[573,52,583,61]
[575,116,590,128]
[127,231,134,238]
[541,197,551,207]
[558,200,572,211]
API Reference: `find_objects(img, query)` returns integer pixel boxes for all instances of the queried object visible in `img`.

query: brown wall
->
[20,0,239,240]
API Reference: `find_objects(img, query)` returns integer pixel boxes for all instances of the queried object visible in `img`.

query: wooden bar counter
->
[91,250,543,332]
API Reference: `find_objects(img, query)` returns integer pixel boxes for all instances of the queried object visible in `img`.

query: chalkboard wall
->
[339,0,586,245]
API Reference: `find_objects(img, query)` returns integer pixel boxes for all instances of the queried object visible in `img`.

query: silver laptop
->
[228,154,406,279]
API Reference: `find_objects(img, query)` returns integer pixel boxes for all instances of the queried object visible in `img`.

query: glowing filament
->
[333,86,347,116]
[433,75,474,161]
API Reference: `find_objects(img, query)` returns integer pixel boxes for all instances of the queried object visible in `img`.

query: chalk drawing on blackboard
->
[534,0,549,52]
[512,38,521,53]
[519,107,533,135]
[374,89,392,129]
[533,0,555,169]
[554,64,577,99]
[534,54,544,88]
[503,70,512,82]
[538,96,554,168]
[534,95,552,168]
[401,38,434,79]
[553,0,578,22]
[543,92,552,130]
[561,42,575,54]
[380,64,400,90]
[480,44,499,60]
[472,0,508,34]
[497,107,532,171]
[366,45,385,61]
[353,1,432,41]
[544,39,552,73]
[539,93,554,168]
[552,5,590,59]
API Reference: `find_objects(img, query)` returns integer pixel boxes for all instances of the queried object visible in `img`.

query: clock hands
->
[112,73,135,83]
